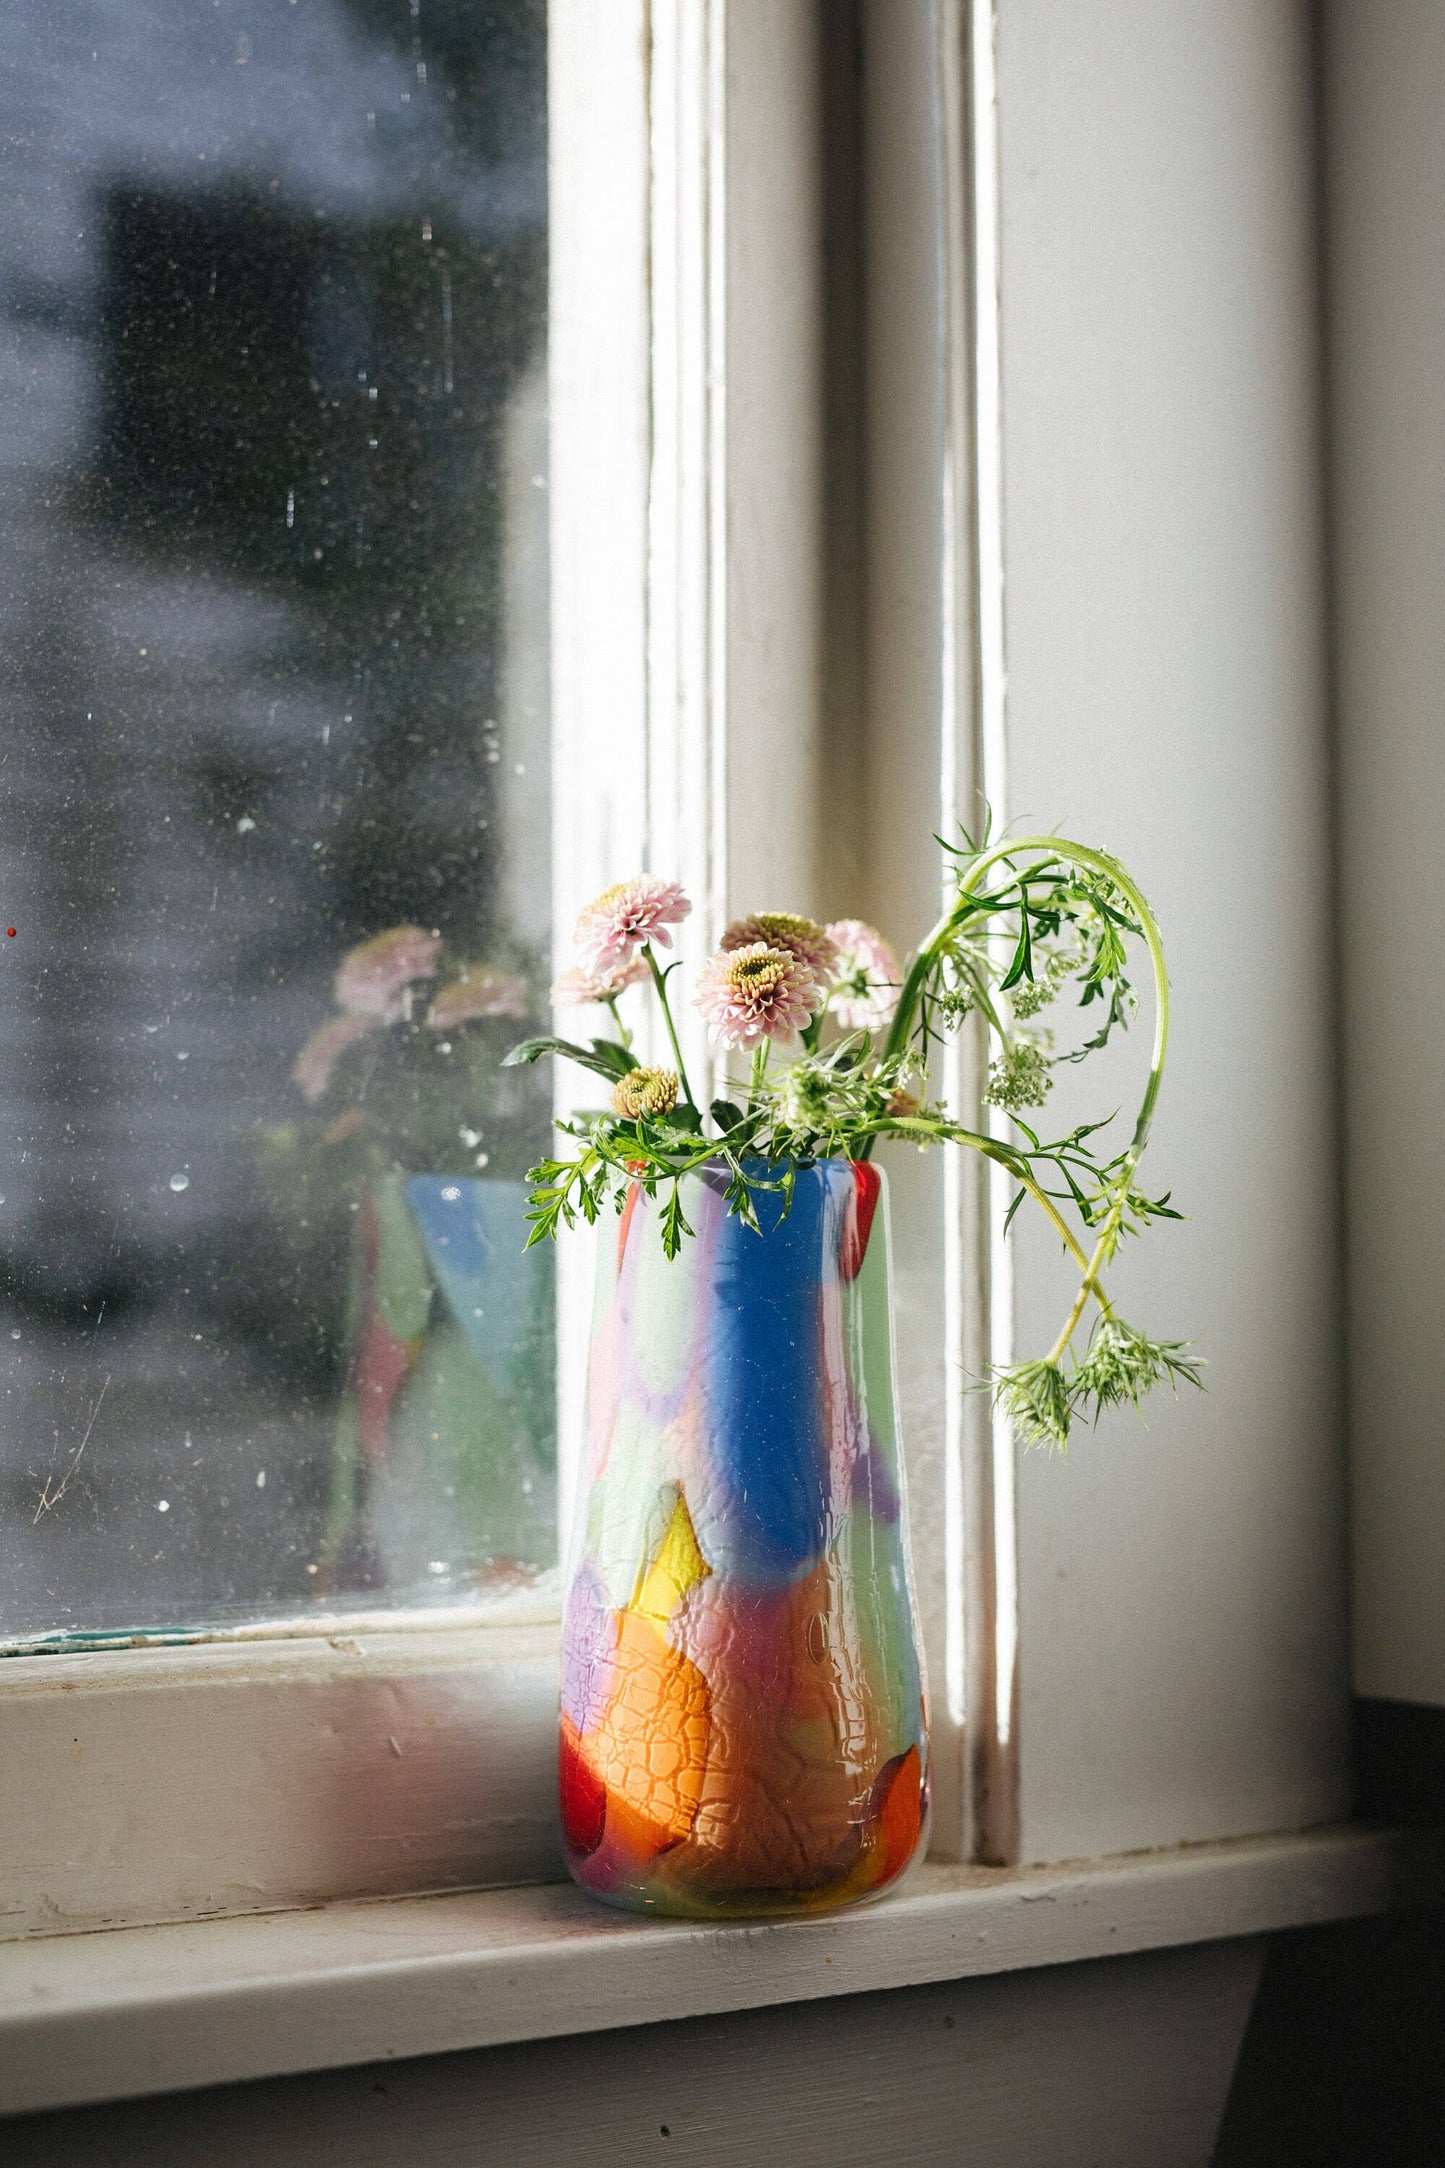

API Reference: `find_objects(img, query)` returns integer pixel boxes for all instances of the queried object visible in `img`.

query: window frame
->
[6,0,1005,1937]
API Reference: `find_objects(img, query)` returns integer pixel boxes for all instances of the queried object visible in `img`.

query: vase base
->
[563,1807,931,1923]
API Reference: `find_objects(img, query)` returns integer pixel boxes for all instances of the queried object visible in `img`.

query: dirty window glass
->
[0,0,555,1641]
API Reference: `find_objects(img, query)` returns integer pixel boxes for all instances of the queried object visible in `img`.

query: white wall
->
[995,0,1350,1860]
[1323,0,1445,1709]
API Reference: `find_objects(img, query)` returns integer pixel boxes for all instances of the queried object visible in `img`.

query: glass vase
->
[560,1157,930,1918]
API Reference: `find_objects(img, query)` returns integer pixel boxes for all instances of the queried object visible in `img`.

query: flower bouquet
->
[279,927,556,1598]
[509,832,1198,1917]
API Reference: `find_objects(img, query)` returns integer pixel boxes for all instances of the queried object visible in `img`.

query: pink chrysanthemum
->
[293,1011,380,1103]
[826,918,902,1032]
[720,911,838,987]
[694,942,822,1049]
[334,925,441,1019]
[573,876,691,972]
[549,954,650,1009]
[426,965,531,1028]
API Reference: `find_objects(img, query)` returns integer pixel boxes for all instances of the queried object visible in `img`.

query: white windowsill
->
[2,1825,1440,2119]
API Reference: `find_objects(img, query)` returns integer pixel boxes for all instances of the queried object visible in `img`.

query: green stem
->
[644,943,696,1109]
[885,834,1166,1369]
[604,994,632,1052]
[748,1042,770,1112]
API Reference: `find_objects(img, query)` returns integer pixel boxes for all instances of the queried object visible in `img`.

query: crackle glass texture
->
[0,0,553,1640]
[560,1160,931,1919]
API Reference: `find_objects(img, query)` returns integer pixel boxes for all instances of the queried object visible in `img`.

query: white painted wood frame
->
[0,0,1360,1946]
[0,0,840,1938]
[992,0,1349,1862]
[1322,0,1445,1710]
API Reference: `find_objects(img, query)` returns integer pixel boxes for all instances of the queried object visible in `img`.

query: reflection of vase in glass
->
[560,1159,929,1918]
[321,1170,554,1597]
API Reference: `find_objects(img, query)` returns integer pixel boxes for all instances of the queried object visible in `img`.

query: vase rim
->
[675,1152,883,1177]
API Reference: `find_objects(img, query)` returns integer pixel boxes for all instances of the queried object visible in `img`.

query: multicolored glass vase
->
[560,1157,930,1918]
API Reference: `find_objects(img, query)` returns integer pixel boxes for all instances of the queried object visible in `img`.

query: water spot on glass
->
[474,1152,490,1169]
[285,489,295,528]
[436,1040,452,1055]
[168,1174,190,1193]
[156,1500,170,1513]
[176,1050,189,1061]
[236,816,256,833]
[306,1562,318,1575]
[421,219,432,244]
[440,1185,460,1202]
[513,762,526,776]
[256,1470,266,1489]
[10,1331,20,1341]
[427,1561,447,1575]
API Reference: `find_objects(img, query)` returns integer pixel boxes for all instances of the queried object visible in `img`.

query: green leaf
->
[502,1034,633,1084]
[710,1098,744,1132]
[659,1182,694,1260]
[587,1038,640,1077]
[999,891,1035,991]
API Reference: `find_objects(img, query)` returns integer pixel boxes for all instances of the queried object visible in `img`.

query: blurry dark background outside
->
[0,0,554,1636]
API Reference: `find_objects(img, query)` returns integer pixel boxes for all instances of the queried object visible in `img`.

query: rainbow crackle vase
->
[559,1156,930,1918]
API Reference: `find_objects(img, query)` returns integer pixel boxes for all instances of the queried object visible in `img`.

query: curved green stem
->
[644,943,696,1109]
[855,1114,1116,1322]
[604,994,632,1052]
[885,834,1167,1372]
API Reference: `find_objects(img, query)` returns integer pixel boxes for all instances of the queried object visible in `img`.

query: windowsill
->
[2,1824,1440,2118]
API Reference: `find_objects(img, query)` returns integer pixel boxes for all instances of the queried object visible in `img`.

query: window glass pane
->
[0,0,554,1640]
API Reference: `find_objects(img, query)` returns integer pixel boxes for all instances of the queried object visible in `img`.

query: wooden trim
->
[2,1825,1438,2117]
[0,1625,564,1942]
[858,0,1012,1867]
[0,2,838,1948]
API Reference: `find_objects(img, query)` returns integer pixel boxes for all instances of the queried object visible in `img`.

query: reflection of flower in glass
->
[426,965,530,1027]
[293,1012,380,1103]
[694,942,821,1049]
[826,919,902,1032]
[334,926,441,1018]
[721,911,838,986]
[550,955,650,1009]
[610,1066,679,1119]
[574,877,690,972]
